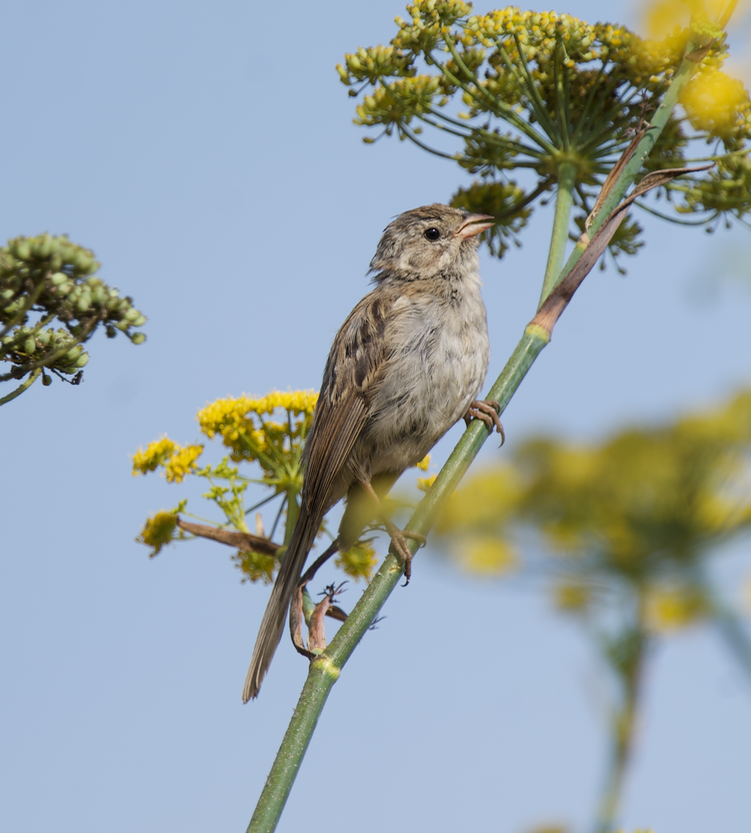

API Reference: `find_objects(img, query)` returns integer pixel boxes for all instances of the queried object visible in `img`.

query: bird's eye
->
[423,227,441,241]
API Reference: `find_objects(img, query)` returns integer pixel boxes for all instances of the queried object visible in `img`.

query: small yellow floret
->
[132,437,176,475]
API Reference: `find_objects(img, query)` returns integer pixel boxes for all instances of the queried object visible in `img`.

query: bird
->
[243,203,499,701]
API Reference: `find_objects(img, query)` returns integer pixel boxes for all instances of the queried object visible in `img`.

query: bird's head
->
[368,203,493,283]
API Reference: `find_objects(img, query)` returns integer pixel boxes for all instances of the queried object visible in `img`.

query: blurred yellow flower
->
[234,550,277,585]
[645,586,709,631]
[461,535,518,575]
[553,579,593,613]
[641,0,690,38]
[136,510,178,557]
[417,474,438,492]
[415,454,431,471]
[681,67,751,135]
[336,539,379,581]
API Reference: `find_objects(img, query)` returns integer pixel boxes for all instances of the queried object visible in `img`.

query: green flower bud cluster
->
[0,233,146,401]
[340,2,751,258]
[450,180,532,257]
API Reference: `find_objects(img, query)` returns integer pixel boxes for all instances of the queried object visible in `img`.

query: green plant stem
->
[247,30,714,833]
[557,43,710,292]
[246,655,339,833]
[539,160,577,307]
[715,610,751,688]
[0,367,42,406]
[246,328,551,832]
[594,630,646,833]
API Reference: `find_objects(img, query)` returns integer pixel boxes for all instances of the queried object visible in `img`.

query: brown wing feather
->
[242,288,392,701]
[302,289,391,512]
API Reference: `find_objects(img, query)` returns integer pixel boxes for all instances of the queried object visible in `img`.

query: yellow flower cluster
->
[136,510,179,557]
[196,389,317,468]
[341,1,750,240]
[132,436,176,474]
[432,389,751,639]
[645,585,709,632]
[354,76,442,129]
[336,45,414,86]
[393,0,473,53]
[234,550,277,585]
[682,67,751,135]
[466,8,598,63]
[132,437,203,483]
[335,539,380,581]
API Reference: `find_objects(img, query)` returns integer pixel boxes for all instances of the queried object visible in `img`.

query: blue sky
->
[2,2,751,832]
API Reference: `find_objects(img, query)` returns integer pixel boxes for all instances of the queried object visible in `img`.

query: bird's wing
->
[302,288,392,512]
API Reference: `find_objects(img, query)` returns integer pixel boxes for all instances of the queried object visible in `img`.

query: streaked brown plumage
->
[243,204,494,701]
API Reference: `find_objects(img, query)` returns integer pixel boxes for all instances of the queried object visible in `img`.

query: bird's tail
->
[242,505,322,702]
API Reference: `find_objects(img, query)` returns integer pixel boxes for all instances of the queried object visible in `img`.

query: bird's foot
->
[464,399,505,445]
[385,524,425,586]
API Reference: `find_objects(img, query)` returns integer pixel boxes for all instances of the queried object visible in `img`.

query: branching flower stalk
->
[246,4,747,831]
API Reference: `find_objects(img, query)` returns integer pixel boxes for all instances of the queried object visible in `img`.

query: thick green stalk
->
[246,328,550,832]
[246,657,339,833]
[539,160,577,307]
[247,30,715,833]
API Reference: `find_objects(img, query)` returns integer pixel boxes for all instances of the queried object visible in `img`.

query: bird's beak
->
[456,213,495,240]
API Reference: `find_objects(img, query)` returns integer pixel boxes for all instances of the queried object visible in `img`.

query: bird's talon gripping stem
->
[464,399,505,445]
[387,527,415,585]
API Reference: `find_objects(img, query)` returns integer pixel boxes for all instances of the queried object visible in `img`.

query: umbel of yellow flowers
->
[338,2,751,264]
[133,390,429,584]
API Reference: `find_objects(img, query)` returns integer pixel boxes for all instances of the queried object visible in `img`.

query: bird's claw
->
[464,399,505,445]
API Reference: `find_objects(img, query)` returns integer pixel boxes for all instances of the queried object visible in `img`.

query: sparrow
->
[243,203,498,701]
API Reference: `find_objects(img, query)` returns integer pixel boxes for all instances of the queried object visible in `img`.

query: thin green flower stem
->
[504,34,561,145]
[0,307,60,365]
[577,83,652,158]
[492,176,556,222]
[594,627,647,833]
[0,273,49,342]
[236,436,281,481]
[398,125,459,160]
[416,114,484,142]
[538,161,578,307]
[417,113,555,168]
[552,41,571,151]
[440,34,557,152]
[682,146,751,162]
[248,27,718,833]
[244,490,283,517]
[634,200,715,225]
[283,487,299,548]
[254,416,297,476]
[569,62,612,147]
[11,316,100,376]
[268,494,288,544]
[0,367,43,406]
[577,101,646,159]
[425,107,549,160]
[437,34,540,141]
